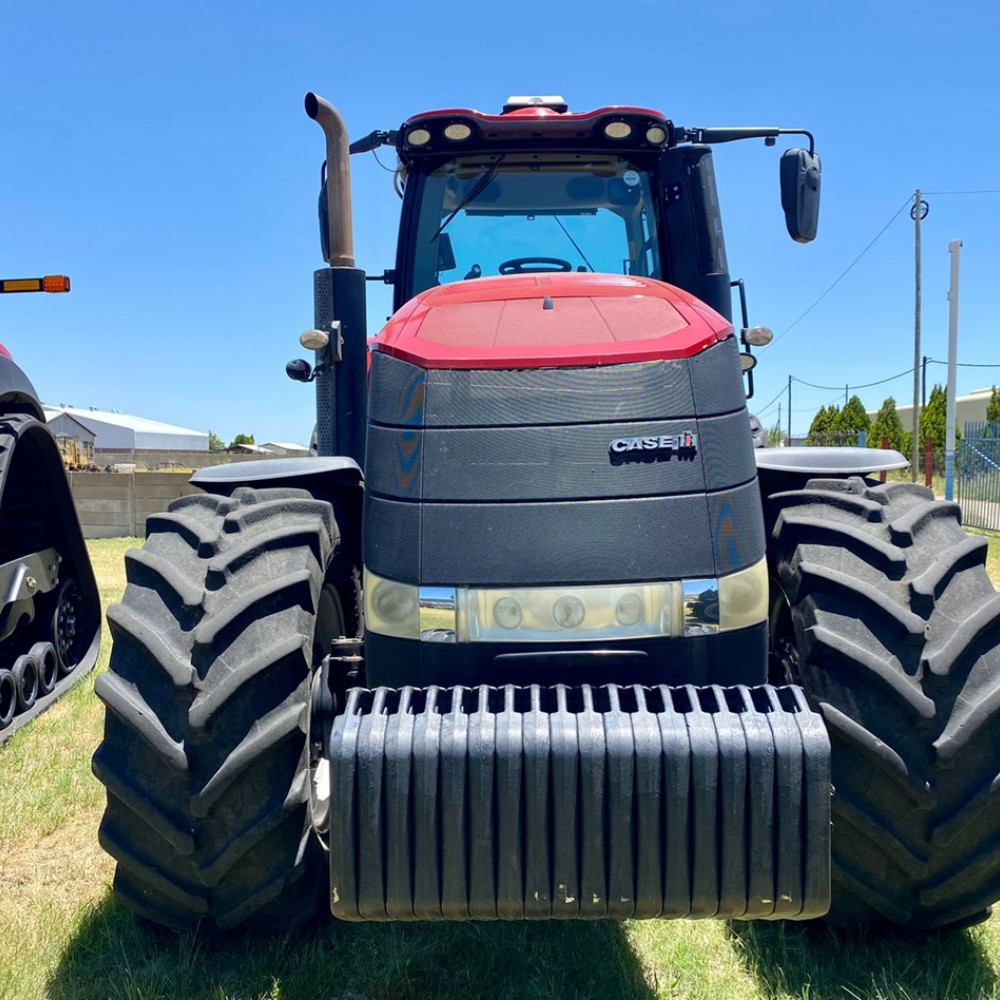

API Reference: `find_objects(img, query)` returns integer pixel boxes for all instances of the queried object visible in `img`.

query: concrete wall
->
[68,471,201,538]
[91,450,307,471]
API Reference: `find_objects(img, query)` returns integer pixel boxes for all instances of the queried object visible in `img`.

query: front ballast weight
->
[327,681,832,922]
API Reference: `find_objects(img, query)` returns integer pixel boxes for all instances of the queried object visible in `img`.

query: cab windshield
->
[406,153,662,296]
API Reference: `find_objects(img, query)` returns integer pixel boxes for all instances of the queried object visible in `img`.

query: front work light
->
[299,329,330,351]
[604,121,633,140]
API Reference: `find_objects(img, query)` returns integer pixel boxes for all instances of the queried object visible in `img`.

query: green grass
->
[4,535,1000,999]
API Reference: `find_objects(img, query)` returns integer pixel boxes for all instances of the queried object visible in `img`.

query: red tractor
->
[0,275,100,740]
[94,95,1000,935]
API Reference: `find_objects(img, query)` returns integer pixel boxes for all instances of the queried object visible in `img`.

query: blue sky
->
[3,0,998,443]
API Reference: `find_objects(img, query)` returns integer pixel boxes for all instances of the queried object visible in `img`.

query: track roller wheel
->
[30,641,58,696]
[0,668,15,728]
[12,652,38,711]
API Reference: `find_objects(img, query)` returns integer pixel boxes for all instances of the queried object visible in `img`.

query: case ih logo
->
[609,431,698,463]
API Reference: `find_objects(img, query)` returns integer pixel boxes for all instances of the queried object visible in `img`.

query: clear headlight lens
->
[460,582,675,643]
[718,557,769,631]
[364,572,419,640]
[364,558,768,643]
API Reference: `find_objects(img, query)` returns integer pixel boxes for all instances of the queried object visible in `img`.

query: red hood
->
[373,273,733,370]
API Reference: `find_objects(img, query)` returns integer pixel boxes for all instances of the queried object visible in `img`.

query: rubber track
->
[768,477,1000,930]
[0,416,102,744]
[92,487,337,933]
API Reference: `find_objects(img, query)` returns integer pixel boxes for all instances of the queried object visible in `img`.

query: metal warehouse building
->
[43,405,209,455]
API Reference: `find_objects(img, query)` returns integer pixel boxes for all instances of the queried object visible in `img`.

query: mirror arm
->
[677,126,814,155]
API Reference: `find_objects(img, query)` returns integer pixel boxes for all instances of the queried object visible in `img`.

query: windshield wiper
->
[552,215,595,272]
[431,155,507,241]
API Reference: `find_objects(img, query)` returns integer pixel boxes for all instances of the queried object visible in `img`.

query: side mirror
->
[780,149,821,243]
[318,180,330,261]
[286,358,314,383]
[436,232,457,273]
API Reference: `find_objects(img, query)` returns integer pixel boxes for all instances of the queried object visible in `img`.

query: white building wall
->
[868,390,994,435]
[136,432,208,451]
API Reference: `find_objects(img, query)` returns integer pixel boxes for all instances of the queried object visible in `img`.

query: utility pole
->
[787,376,792,444]
[911,191,928,481]
[945,239,962,501]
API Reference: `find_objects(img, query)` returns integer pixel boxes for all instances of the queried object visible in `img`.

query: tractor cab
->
[323,96,821,322]
[393,101,671,306]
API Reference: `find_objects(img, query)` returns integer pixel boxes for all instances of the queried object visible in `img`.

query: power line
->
[772,196,913,344]
[790,366,914,392]
[921,189,1000,196]
[926,359,1000,368]
[753,384,787,416]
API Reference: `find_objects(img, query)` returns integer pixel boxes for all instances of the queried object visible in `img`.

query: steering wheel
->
[498,257,573,275]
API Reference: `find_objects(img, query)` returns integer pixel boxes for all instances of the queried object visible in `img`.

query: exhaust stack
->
[304,92,355,268]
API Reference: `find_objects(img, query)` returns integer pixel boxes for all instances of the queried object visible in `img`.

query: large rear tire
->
[92,487,350,933]
[767,477,1000,930]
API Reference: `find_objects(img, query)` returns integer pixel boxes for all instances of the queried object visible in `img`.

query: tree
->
[228,433,256,449]
[836,394,871,441]
[870,396,905,452]
[987,386,1000,426]
[919,384,959,449]
[917,384,960,479]
[208,430,226,452]
[766,422,787,447]
[806,404,839,446]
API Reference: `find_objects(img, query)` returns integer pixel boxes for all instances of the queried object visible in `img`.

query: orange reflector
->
[42,275,71,293]
[0,279,43,293]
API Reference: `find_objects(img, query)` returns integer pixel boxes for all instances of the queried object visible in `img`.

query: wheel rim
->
[768,585,801,686]
[52,579,85,675]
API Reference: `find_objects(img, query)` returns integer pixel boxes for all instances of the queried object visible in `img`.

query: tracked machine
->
[0,275,100,740]
[94,95,1000,935]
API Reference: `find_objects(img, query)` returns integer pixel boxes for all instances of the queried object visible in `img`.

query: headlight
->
[718,558,769,632]
[459,581,676,643]
[364,559,768,643]
[365,572,419,640]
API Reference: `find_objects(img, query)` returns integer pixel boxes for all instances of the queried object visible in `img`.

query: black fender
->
[755,445,908,494]
[190,455,363,496]
[190,456,364,561]
[755,446,908,476]
[0,355,45,421]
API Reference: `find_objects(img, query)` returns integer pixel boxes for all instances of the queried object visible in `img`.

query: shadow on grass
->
[728,917,998,1000]
[48,892,656,1000]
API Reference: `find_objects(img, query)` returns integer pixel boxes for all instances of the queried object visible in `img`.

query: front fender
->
[755,446,908,476]
[190,455,363,496]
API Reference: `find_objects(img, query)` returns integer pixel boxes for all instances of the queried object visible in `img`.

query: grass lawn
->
[2,535,1000,999]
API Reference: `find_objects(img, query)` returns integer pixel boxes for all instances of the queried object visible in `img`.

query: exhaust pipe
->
[304,93,355,268]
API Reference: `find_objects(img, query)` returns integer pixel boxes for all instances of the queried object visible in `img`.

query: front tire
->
[767,478,1000,930]
[92,487,347,933]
